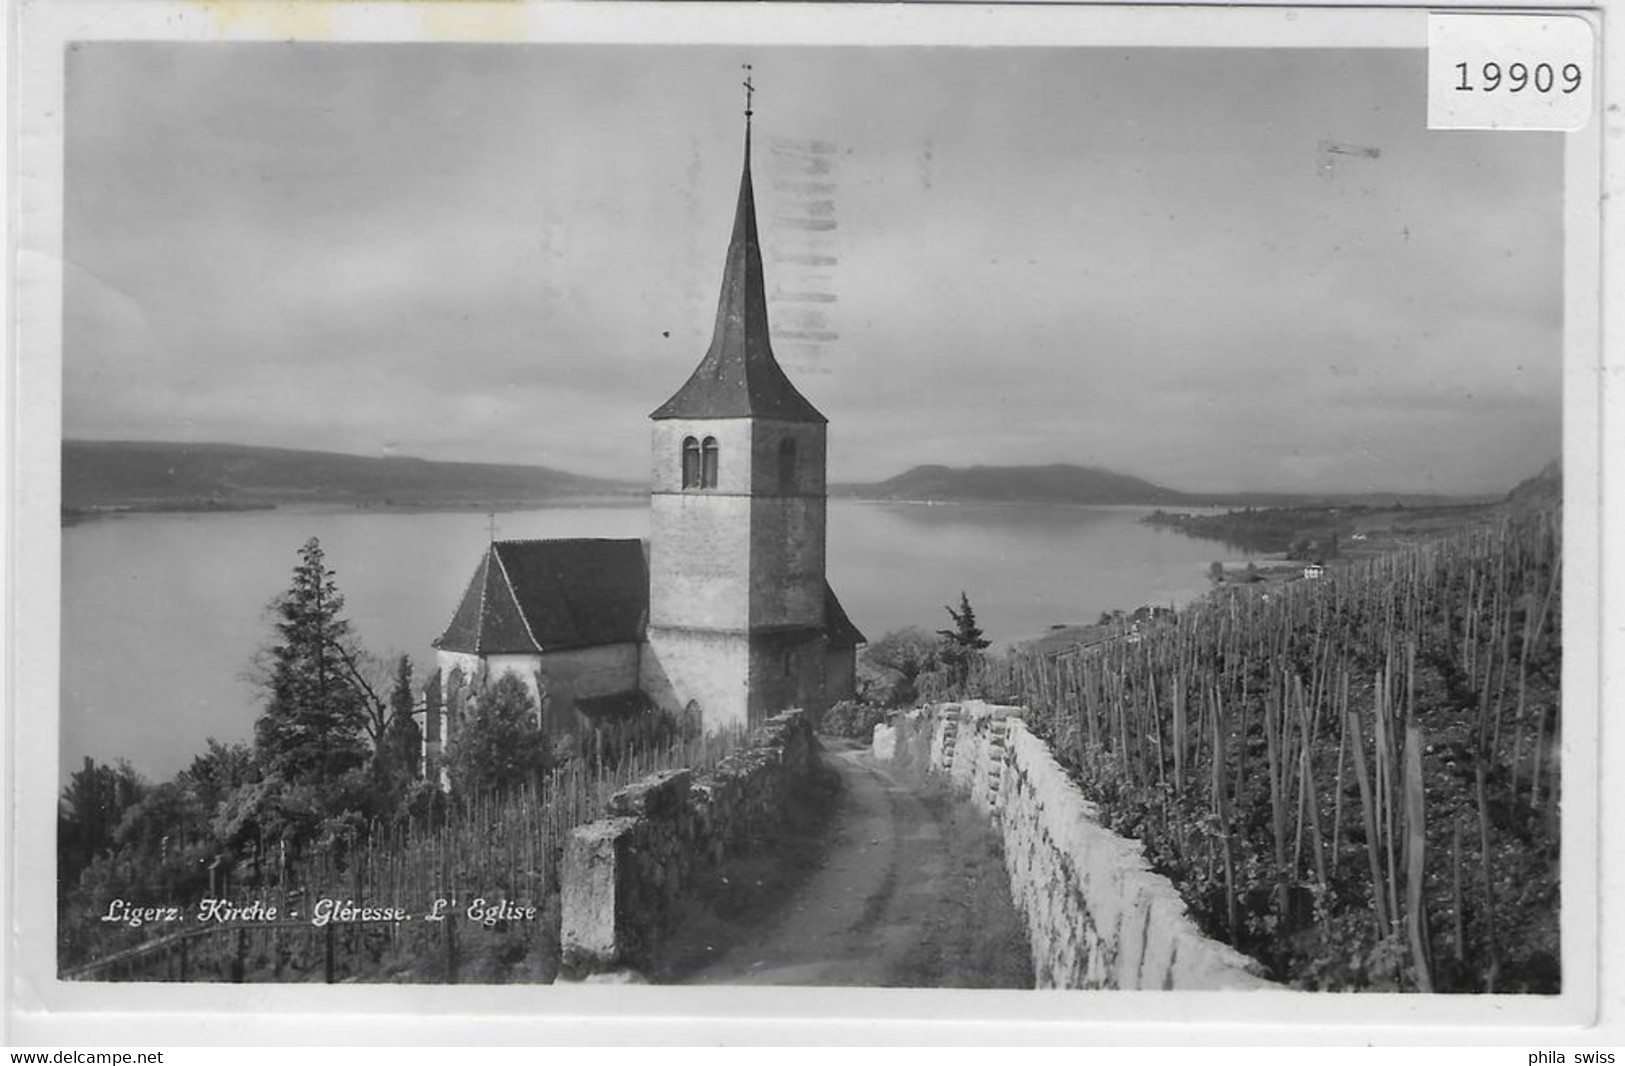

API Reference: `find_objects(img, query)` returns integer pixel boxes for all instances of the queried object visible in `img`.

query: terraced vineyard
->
[964,508,1562,991]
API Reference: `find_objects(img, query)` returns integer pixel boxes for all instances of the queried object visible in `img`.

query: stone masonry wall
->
[559,710,814,979]
[876,701,1273,991]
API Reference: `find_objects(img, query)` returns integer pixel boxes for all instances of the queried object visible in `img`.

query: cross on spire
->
[487,511,498,544]
[742,64,754,123]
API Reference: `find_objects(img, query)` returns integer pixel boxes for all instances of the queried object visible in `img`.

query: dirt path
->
[672,740,1033,988]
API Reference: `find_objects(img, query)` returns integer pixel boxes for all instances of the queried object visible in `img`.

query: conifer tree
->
[377,656,424,782]
[352,656,425,821]
[57,757,146,890]
[936,591,992,688]
[253,537,370,790]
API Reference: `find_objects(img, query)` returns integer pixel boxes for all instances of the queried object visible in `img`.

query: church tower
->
[641,98,834,731]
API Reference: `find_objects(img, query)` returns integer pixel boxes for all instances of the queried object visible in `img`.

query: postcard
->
[6,0,1612,1046]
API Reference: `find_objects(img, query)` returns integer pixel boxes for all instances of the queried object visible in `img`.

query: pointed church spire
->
[651,73,826,424]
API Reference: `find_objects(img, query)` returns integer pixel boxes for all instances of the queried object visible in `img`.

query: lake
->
[59,499,1242,785]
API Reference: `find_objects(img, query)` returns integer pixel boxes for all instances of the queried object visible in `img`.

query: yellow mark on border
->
[419,1,530,43]
[190,0,530,42]
[191,0,337,39]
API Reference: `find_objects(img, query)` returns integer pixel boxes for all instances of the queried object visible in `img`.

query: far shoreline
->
[61,494,651,525]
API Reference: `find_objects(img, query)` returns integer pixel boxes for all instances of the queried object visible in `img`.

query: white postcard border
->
[6,0,1613,1045]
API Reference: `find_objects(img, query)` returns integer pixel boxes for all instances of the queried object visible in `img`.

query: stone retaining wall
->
[559,710,814,978]
[877,701,1273,991]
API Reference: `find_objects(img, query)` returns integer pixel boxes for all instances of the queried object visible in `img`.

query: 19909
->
[1454,61,1583,94]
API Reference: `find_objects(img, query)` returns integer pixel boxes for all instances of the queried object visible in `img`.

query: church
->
[429,107,864,738]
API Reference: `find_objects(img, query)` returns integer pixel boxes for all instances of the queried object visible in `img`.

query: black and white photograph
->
[7,0,1613,1045]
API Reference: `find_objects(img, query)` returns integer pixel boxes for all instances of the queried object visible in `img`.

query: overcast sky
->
[63,43,1563,495]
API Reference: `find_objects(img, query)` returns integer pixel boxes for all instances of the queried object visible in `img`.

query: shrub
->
[821,699,888,740]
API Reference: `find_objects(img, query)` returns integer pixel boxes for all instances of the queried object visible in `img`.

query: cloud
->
[62,43,1563,495]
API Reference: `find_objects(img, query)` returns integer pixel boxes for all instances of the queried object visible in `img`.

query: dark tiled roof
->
[823,583,865,648]
[434,539,648,654]
[650,128,826,425]
[435,540,861,654]
[433,549,536,654]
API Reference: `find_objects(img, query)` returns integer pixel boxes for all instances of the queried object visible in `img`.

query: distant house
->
[1302,563,1326,580]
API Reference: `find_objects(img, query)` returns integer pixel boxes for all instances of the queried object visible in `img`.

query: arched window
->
[777,438,797,492]
[701,437,719,488]
[681,437,701,489]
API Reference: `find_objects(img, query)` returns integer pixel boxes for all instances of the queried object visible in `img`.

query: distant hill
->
[65,442,1509,517]
[62,440,640,514]
[838,463,1188,506]
[834,463,1484,508]
[1504,459,1562,513]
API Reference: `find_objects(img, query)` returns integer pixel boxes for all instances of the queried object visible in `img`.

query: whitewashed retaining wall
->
[876,701,1273,991]
[559,710,815,979]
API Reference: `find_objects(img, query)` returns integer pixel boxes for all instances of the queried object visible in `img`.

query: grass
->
[885,776,1035,989]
